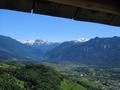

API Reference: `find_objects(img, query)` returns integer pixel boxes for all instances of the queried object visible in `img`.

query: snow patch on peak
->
[21,40,35,45]
[21,39,52,46]
[78,38,89,42]
[74,38,90,43]
[34,39,49,45]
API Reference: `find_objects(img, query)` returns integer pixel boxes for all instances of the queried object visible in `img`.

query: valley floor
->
[0,60,120,90]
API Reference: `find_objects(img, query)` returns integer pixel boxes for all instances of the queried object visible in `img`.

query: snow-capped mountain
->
[21,39,60,53]
[20,38,89,53]
[22,40,35,45]
[21,39,50,46]
[33,39,50,45]
[77,38,89,42]
[73,38,90,43]
[21,38,89,46]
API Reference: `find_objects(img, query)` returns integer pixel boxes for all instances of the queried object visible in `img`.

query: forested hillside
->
[0,61,62,90]
[46,37,120,67]
[0,35,43,60]
[0,60,119,90]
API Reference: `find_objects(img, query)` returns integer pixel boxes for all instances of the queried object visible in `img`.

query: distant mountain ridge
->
[75,38,90,42]
[21,38,89,52]
[0,35,120,67]
[46,36,120,67]
[0,35,43,60]
[21,37,89,46]
[22,39,50,45]
[22,39,60,53]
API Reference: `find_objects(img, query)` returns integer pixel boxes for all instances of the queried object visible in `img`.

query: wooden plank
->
[34,1,77,19]
[48,0,120,15]
[0,0,120,26]
[0,0,33,12]
[74,8,120,26]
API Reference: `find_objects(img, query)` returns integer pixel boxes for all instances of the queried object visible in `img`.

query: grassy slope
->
[77,77,104,90]
[61,79,87,90]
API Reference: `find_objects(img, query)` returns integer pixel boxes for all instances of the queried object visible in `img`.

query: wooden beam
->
[48,0,120,15]
[0,0,120,26]
[0,0,33,12]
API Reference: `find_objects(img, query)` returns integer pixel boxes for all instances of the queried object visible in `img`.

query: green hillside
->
[0,61,62,90]
[0,60,119,90]
[61,79,87,90]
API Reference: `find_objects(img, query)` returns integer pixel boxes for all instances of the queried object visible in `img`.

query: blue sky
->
[0,9,120,42]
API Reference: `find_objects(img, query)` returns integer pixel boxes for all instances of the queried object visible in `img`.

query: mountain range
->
[21,38,89,53]
[0,35,120,67]
[22,39,60,53]
[0,35,43,60]
[46,37,120,66]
